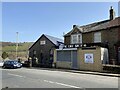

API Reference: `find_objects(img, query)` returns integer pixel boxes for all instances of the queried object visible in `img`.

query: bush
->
[2,52,8,60]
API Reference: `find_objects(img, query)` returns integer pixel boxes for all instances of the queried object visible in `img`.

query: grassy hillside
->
[2,42,33,60]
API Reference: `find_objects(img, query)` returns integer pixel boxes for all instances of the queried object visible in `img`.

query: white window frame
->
[40,40,46,45]
[94,32,101,43]
[71,34,82,44]
[71,35,77,44]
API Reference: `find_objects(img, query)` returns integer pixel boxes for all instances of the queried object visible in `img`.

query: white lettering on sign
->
[84,53,94,63]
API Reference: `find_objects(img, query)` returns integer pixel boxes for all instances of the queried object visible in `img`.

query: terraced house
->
[64,7,120,65]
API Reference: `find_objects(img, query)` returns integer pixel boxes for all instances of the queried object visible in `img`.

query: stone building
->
[64,7,120,65]
[29,34,63,67]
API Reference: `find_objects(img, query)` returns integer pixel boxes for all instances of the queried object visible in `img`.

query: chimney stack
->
[109,6,115,20]
[73,25,76,28]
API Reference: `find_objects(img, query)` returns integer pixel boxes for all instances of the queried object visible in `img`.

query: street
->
[1,68,119,89]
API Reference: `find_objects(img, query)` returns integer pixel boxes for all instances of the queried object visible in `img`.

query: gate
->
[71,51,78,69]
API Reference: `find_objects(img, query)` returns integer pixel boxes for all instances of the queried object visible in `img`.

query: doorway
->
[72,50,78,69]
[118,47,120,64]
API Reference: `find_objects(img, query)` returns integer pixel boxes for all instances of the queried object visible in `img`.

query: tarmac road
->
[1,68,119,89]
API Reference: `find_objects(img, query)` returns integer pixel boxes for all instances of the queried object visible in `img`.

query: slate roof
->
[64,17,120,36]
[29,34,64,50]
[44,34,64,45]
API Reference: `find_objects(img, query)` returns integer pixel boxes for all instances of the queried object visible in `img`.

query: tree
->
[2,52,8,60]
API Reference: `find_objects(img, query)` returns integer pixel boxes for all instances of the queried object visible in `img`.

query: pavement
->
[29,67,120,77]
[1,66,119,77]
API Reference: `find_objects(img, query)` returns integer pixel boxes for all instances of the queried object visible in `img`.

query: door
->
[72,50,78,69]
[49,49,54,67]
[40,52,43,66]
[118,47,120,63]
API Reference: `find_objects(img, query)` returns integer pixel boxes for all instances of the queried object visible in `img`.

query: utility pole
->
[16,32,18,60]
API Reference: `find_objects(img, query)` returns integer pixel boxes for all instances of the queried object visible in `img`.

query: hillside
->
[1,42,33,60]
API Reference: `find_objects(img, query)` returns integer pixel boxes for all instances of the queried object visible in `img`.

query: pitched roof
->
[64,17,120,36]
[83,17,120,32]
[29,34,63,50]
[64,25,83,36]
[44,34,64,45]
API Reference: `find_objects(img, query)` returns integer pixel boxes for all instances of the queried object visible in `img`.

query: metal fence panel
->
[57,51,71,62]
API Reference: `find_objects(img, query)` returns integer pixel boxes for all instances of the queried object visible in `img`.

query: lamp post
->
[16,32,18,60]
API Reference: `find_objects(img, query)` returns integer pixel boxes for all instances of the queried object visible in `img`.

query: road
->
[1,68,119,89]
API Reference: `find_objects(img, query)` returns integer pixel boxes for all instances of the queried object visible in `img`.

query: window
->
[71,35,77,44]
[33,50,36,54]
[50,49,54,55]
[40,40,46,45]
[78,34,82,43]
[71,34,82,44]
[94,32,101,43]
